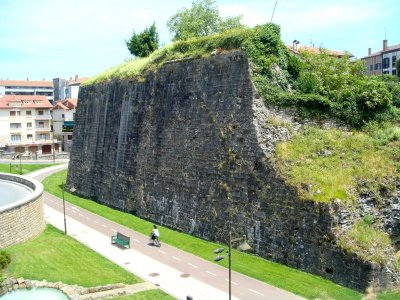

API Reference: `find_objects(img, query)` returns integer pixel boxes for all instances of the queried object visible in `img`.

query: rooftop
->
[0,95,53,108]
[0,80,53,88]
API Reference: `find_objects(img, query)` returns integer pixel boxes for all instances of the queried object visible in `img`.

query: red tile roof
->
[52,98,77,110]
[288,45,351,58]
[0,95,53,108]
[0,80,53,88]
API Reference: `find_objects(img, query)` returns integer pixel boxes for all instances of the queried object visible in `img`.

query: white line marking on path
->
[206,271,216,276]
[79,213,83,217]
[93,221,98,224]
[111,228,117,232]
[248,289,264,296]
[159,250,166,254]
[86,217,90,220]
[101,224,107,228]
[225,278,238,285]
[133,239,140,243]
[188,263,198,268]
[172,256,181,261]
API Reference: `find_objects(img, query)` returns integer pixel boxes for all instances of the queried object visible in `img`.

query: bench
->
[111,232,130,249]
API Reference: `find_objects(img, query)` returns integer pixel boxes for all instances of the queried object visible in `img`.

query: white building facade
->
[0,95,60,156]
[0,80,54,103]
[51,99,77,152]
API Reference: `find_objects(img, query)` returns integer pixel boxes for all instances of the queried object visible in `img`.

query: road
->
[28,165,303,300]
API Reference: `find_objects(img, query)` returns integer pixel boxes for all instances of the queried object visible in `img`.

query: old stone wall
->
[0,174,45,248]
[68,51,399,291]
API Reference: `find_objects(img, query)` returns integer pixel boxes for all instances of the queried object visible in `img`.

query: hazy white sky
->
[0,0,399,80]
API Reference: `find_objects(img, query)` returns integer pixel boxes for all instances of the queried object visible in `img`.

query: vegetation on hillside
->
[166,0,243,41]
[126,22,159,58]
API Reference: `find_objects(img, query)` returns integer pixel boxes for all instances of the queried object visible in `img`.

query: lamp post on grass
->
[62,182,76,235]
[213,232,251,300]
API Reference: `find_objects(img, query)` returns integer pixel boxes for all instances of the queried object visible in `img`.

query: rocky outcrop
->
[68,50,399,291]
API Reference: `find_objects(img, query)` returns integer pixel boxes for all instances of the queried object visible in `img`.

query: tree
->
[126,23,159,57]
[166,0,243,41]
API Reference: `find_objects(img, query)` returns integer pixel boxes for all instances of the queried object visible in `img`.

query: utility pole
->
[270,1,278,22]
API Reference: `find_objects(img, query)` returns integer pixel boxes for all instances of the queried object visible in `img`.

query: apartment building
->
[53,75,88,102]
[0,95,60,155]
[51,98,77,152]
[0,79,54,103]
[362,39,400,76]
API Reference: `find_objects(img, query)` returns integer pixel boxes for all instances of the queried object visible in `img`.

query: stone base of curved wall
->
[0,174,45,248]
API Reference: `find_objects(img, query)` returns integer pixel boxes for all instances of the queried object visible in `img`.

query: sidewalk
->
[28,167,304,300]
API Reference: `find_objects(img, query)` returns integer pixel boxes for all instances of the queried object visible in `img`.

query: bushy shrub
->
[0,250,11,269]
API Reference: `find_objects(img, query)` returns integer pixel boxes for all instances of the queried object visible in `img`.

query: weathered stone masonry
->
[0,174,45,248]
[68,51,399,291]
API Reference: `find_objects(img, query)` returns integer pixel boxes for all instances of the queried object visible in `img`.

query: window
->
[68,135,73,140]
[27,122,32,128]
[383,57,390,68]
[38,110,44,115]
[369,64,373,71]
[10,123,21,129]
[27,134,33,141]
[26,110,32,116]
[393,70,397,75]
[393,56,397,67]
[62,114,65,118]
[374,63,378,70]
[39,134,47,141]
[38,121,45,128]
[11,135,21,142]
[10,111,20,117]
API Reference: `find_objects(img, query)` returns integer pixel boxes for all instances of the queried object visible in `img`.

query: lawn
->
[43,170,365,300]
[5,225,140,287]
[0,163,53,175]
[111,290,176,300]
[4,225,174,299]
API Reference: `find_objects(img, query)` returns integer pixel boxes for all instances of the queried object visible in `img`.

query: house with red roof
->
[0,95,60,155]
[51,98,77,152]
[361,39,400,76]
[0,79,54,103]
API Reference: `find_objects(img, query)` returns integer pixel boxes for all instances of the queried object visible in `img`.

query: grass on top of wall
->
[5,225,140,287]
[43,169,363,300]
[0,163,53,175]
[274,126,400,203]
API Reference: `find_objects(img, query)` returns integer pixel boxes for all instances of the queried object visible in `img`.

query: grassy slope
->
[44,170,362,300]
[0,163,53,175]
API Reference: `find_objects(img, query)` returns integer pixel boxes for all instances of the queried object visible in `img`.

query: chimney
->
[383,39,388,51]
[368,48,371,55]
[75,75,78,81]
[26,78,29,81]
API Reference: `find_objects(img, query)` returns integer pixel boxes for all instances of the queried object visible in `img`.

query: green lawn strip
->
[111,290,176,300]
[377,291,400,300]
[43,170,363,299]
[5,225,140,287]
[0,163,53,175]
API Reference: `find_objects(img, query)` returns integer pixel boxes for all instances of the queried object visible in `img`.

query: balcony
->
[35,127,51,132]
[34,115,52,120]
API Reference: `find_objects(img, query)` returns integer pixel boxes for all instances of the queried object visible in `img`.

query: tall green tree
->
[126,22,159,57]
[167,0,243,41]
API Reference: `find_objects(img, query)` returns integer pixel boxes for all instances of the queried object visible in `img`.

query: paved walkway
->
[28,165,303,300]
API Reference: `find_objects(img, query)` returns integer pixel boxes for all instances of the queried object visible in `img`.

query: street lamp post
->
[62,182,67,235]
[62,183,76,235]
[214,232,251,300]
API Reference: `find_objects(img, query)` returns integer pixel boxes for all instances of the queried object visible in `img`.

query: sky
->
[0,0,399,81]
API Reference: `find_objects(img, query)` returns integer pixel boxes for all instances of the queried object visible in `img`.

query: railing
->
[34,115,52,120]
